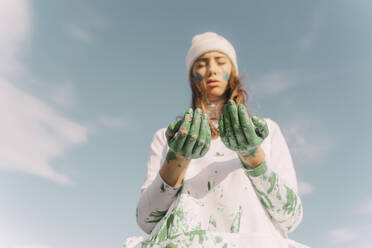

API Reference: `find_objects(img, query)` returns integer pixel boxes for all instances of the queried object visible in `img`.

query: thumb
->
[251,115,269,138]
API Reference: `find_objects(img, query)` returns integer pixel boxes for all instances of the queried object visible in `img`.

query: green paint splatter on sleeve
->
[245,163,303,233]
[146,210,168,223]
[222,243,228,248]
[160,182,166,192]
[215,236,223,243]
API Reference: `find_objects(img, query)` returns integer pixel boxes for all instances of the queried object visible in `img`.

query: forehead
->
[197,51,228,60]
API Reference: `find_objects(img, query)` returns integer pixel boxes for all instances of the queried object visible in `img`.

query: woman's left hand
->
[218,100,269,156]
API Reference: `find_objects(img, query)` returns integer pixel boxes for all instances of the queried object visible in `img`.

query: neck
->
[206,95,226,121]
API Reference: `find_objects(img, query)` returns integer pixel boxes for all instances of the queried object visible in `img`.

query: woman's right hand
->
[165,108,211,159]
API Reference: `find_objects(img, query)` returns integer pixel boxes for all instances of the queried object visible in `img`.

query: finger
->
[223,103,238,149]
[252,115,269,138]
[166,119,182,143]
[169,108,193,153]
[200,115,212,157]
[192,113,208,156]
[183,108,202,157]
[238,104,256,143]
[218,113,230,147]
[227,100,246,147]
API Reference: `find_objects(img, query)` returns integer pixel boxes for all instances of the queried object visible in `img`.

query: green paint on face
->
[208,181,211,191]
[194,71,203,82]
[222,68,230,82]
[166,150,177,163]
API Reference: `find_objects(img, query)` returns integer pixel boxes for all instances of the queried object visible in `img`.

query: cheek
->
[221,67,230,82]
[194,71,204,82]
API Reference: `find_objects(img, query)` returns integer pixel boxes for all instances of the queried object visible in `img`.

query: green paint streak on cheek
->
[222,68,230,81]
[194,72,203,82]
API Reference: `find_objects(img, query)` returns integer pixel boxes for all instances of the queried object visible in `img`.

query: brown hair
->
[187,57,252,139]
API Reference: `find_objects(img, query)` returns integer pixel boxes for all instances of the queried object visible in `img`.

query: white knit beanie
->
[186,32,239,79]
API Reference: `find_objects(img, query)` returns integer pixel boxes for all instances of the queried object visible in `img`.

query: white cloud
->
[247,71,296,98]
[48,81,76,108]
[67,24,92,43]
[0,0,30,78]
[353,198,372,215]
[280,114,332,165]
[0,79,88,184]
[0,0,90,184]
[327,228,359,246]
[13,245,50,248]
[300,5,322,51]
[298,180,315,196]
[98,116,131,129]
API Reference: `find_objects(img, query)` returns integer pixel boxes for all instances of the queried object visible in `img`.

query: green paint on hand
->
[166,150,177,163]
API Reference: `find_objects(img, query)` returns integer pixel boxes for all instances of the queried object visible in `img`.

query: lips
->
[207,79,219,84]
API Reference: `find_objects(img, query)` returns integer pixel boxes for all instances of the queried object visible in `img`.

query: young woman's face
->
[192,51,232,100]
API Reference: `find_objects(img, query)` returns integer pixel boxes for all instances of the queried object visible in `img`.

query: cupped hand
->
[165,108,211,159]
[218,100,269,156]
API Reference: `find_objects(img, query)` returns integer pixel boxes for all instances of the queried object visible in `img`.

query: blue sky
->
[1,0,371,247]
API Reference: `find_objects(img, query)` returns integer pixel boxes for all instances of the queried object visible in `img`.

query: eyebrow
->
[196,56,227,62]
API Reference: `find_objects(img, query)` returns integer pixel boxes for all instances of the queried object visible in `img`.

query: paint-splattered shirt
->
[126,118,309,248]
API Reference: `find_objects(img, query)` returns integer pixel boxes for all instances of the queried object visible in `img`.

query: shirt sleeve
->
[136,127,183,234]
[239,119,303,236]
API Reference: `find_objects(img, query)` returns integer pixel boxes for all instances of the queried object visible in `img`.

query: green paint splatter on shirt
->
[160,183,166,192]
[215,152,224,156]
[208,181,211,191]
[215,236,223,243]
[230,205,242,233]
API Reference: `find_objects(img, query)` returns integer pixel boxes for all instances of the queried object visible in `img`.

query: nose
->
[207,60,218,76]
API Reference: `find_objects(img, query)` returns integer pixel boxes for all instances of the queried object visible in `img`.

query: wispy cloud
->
[0,79,88,184]
[327,228,359,246]
[12,245,50,248]
[98,116,132,129]
[299,5,322,51]
[280,114,332,165]
[353,197,372,215]
[0,0,30,78]
[67,24,93,43]
[298,180,315,196]
[0,0,89,184]
[48,80,77,108]
[247,71,296,98]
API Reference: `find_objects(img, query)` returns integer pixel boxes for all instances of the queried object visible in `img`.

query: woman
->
[125,32,309,248]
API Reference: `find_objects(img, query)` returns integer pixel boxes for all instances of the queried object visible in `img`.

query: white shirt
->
[125,118,309,248]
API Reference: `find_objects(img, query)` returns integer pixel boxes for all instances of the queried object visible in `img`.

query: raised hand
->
[165,108,211,159]
[218,100,269,157]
